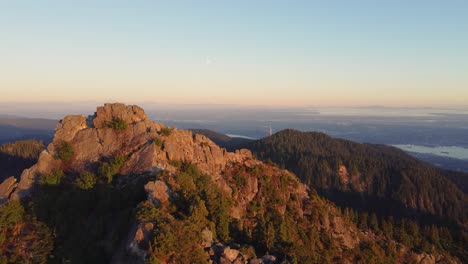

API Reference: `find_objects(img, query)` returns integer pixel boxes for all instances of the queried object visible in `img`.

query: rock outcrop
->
[11,150,60,199]
[127,222,154,260]
[144,180,171,207]
[92,103,147,128]
[7,103,253,200]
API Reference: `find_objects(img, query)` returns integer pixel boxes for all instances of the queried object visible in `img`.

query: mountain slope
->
[242,129,467,224]
[239,129,467,259]
[0,104,460,263]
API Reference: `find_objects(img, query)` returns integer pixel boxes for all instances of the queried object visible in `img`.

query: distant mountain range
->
[0,115,56,144]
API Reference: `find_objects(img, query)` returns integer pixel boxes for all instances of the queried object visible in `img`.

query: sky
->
[1,0,467,107]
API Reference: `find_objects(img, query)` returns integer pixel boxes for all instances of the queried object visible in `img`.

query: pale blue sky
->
[1,1,467,107]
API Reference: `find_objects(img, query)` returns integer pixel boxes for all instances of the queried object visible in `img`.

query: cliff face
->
[0,103,460,264]
[5,103,252,200]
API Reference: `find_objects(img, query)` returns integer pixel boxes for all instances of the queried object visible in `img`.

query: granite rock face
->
[11,150,61,199]
[92,103,147,128]
[6,103,253,201]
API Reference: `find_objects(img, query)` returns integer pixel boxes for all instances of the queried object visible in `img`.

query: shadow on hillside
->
[0,153,37,182]
[317,188,462,232]
[26,175,148,264]
[0,125,53,145]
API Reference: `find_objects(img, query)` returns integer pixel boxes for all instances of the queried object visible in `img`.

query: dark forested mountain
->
[0,140,44,182]
[242,129,467,223]
[0,104,462,263]
[240,129,468,259]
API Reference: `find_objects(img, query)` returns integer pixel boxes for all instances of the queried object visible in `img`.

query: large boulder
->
[144,180,171,207]
[92,103,147,128]
[50,115,88,146]
[201,228,213,248]
[262,255,276,264]
[223,247,240,262]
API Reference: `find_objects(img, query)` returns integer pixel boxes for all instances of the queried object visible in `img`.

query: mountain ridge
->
[240,129,467,225]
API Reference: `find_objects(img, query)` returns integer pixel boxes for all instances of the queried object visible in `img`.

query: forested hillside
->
[242,129,467,259]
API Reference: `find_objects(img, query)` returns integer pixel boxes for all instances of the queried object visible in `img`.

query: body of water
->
[226,134,258,140]
[392,144,468,160]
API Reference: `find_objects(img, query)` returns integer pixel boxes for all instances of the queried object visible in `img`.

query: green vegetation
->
[56,141,74,162]
[0,139,44,159]
[160,127,173,136]
[168,159,182,168]
[136,201,162,222]
[39,170,65,185]
[141,163,232,262]
[153,137,163,148]
[98,155,127,183]
[104,118,128,130]
[342,206,465,259]
[0,200,25,230]
[141,163,406,263]
[32,167,147,263]
[75,171,98,190]
[0,200,53,264]
[234,174,247,188]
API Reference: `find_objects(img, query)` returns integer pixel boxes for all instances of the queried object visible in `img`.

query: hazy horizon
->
[1,101,468,120]
[1,1,467,107]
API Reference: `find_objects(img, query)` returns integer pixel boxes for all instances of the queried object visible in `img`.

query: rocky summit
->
[4,103,252,201]
[0,103,461,264]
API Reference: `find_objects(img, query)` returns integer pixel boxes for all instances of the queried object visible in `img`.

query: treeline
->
[340,207,466,260]
[0,139,44,159]
[0,140,44,181]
